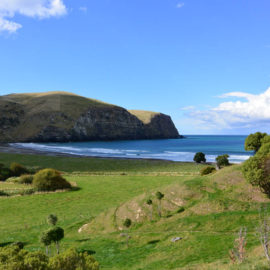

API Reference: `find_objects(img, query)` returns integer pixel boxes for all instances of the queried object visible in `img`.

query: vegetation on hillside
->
[2,135,270,269]
[242,132,270,195]
[193,152,206,163]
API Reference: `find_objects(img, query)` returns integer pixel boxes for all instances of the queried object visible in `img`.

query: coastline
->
[0,143,244,165]
[0,143,179,162]
[0,143,81,157]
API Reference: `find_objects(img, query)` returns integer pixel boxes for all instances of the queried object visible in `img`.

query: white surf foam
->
[10,143,252,163]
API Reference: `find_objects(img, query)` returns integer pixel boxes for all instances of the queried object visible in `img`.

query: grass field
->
[0,152,270,269]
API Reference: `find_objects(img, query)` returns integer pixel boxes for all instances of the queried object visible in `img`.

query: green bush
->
[245,132,267,152]
[49,248,99,270]
[193,152,206,163]
[242,154,270,195]
[123,218,132,228]
[0,190,8,196]
[0,245,48,270]
[0,246,99,270]
[0,167,11,181]
[33,169,71,191]
[11,242,24,249]
[256,142,270,157]
[216,154,230,168]
[200,166,216,175]
[10,162,28,177]
[19,174,33,184]
[177,207,185,213]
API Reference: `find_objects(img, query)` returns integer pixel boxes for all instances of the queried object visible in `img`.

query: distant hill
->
[0,91,181,142]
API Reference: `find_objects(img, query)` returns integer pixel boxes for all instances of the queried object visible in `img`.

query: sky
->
[1,0,270,135]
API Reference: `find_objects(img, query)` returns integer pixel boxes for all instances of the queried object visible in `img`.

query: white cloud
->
[0,0,67,33]
[176,2,185,8]
[79,6,87,13]
[0,17,22,33]
[183,87,270,132]
[181,105,195,111]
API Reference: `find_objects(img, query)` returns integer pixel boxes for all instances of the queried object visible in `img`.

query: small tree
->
[245,132,267,153]
[156,191,164,217]
[40,231,52,255]
[47,227,64,254]
[146,199,153,221]
[47,214,58,226]
[216,154,230,169]
[193,152,206,163]
[257,207,270,263]
[123,218,132,247]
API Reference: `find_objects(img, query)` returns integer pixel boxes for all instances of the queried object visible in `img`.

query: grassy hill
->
[129,110,161,124]
[0,91,180,142]
[0,153,269,269]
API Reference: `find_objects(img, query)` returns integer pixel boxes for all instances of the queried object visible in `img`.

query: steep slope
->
[0,91,181,142]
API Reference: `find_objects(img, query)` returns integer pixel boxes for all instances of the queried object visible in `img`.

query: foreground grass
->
[0,152,269,269]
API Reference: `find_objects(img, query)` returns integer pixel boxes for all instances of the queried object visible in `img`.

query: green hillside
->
[0,91,180,142]
[0,153,269,269]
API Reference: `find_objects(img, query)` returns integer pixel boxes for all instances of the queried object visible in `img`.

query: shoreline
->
[0,143,181,162]
[0,143,245,165]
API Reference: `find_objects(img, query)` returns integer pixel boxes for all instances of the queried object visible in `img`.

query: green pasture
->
[0,152,269,269]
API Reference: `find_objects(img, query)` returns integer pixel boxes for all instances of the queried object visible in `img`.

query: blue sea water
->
[11,135,253,163]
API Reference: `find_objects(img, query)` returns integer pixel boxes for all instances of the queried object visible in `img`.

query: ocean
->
[11,135,253,163]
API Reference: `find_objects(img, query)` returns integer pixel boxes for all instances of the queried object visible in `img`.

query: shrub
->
[0,167,12,180]
[49,248,99,270]
[0,246,99,270]
[19,175,33,184]
[123,218,132,228]
[11,242,24,249]
[200,166,216,175]
[0,190,8,196]
[242,155,270,195]
[245,132,267,153]
[256,142,270,157]
[10,163,28,177]
[0,245,48,270]
[155,191,164,201]
[216,154,230,168]
[261,135,270,146]
[33,169,71,191]
[177,207,185,213]
[193,152,206,163]
[47,214,58,226]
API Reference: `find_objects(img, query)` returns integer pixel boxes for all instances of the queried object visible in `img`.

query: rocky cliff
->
[0,91,181,142]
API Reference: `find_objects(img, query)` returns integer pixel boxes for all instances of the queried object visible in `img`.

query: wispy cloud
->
[0,0,67,33]
[176,2,185,8]
[182,87,270,132]
[79,6,87,13]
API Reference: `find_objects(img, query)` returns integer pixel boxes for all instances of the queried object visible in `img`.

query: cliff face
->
[0,91,181,143]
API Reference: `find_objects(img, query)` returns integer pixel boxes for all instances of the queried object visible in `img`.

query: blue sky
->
[1,0,270,135]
